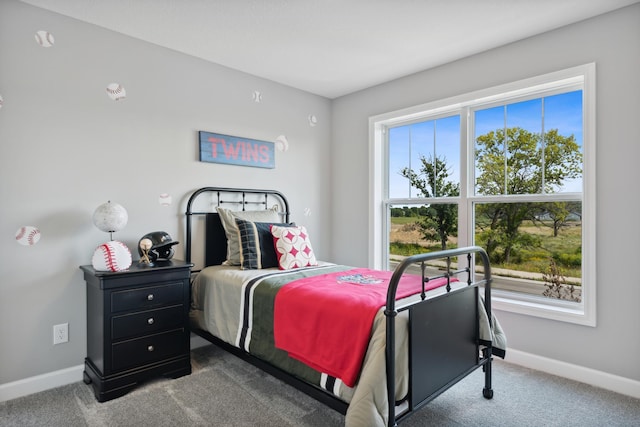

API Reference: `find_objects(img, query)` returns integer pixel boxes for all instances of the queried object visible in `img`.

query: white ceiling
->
[19,0,640,99]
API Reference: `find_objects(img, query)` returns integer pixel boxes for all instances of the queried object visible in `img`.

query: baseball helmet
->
[138,231,179,261]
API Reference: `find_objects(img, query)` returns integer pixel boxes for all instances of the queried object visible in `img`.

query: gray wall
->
[2,0,639,390]
[0,0,331,384]
[331,4,640,381]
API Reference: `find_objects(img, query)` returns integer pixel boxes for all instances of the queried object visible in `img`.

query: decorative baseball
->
[308,114,318,127]
[275,135,289,152]
[106,83,126,101]
[92,241,132,272]
[15,226,41,246]
[138,238,153,264]
[139,238,152,251]
[252,90,262,103]
[158,193,172,206]
[34,30,55,47]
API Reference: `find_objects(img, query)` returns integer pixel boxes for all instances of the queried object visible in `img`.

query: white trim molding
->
[505,349,640,399]
[1,344,637,403]
[0,335,213,403]
[370,63,596,326]
[0,364,84,403]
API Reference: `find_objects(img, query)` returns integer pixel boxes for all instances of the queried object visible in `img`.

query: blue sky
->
[388,90,583,198]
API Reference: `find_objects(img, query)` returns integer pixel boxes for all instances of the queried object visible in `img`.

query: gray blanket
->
[190,264,506,426]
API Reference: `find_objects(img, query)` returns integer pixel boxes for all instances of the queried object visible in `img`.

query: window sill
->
[490,289,595,327]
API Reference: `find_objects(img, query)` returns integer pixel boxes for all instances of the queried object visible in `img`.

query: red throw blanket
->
[273,268,453,387]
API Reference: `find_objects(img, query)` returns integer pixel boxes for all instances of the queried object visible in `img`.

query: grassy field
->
[390,217,582,279]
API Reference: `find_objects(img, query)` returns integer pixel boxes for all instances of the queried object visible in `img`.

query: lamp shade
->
[92,201,128,233]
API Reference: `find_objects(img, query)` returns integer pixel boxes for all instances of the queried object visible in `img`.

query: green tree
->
[535,201,582,237]
[400,156,459,250]
[475,127,582,262]
[390,207,403,217]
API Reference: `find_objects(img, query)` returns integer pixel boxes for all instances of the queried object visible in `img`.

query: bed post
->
[478,248,494,399]
[385,254,417,427]
[385,305,398,427]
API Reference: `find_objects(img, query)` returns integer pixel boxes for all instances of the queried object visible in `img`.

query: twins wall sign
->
[199,131,275,169]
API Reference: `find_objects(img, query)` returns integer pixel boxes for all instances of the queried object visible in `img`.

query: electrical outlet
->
[53,323,68,345]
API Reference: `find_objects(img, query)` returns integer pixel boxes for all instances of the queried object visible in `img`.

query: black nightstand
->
[80,260,193,402]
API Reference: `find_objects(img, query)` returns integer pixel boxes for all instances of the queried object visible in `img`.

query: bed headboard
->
[185,187,290,269]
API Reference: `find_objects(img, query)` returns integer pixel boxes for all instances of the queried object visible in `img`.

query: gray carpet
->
[1,344,639,426]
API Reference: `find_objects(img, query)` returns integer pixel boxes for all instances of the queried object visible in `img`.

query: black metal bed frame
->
[185,186,494,427]
[185,186,290,271]
[385,248,494,425]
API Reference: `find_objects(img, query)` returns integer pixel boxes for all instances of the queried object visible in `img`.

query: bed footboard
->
[385,246,493,426]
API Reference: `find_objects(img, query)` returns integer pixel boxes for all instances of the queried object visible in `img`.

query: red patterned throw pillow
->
[270,225,318,270]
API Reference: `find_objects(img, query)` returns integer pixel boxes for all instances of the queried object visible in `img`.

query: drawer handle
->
[147,345,155,352]
[147,318,154,325]
[147,294,154,301]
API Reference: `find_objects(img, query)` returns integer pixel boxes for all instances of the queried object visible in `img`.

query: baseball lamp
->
[91,201,132,272]
[92,201,128,241]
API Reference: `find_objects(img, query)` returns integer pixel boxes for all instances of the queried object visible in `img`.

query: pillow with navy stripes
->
[218,207,281,266]
[235,219,292,269]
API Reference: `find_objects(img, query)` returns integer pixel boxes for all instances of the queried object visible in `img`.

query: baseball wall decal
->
[106,83,126,101]
[15,226,41,246]
[158,193,172,206]
[308,114,318,127]
[0,94,3,109]
[252,90,262,103]
[92,241,132,272]
[275,135,289,152]
[34,30,55,47]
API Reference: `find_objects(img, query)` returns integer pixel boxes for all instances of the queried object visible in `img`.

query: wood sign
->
[199,131,275,169]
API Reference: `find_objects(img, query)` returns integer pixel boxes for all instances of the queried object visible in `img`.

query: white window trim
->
[370,63,596,326]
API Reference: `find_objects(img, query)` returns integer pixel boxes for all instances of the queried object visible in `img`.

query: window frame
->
[370,63,596,326]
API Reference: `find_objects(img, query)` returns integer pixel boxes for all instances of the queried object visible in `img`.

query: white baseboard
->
[0,364,84,403]
[0,335,212,403]
[2,345,638,403]
[505,348,640,399]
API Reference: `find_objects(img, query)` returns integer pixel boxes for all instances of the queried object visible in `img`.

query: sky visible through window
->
[388,90,583,198]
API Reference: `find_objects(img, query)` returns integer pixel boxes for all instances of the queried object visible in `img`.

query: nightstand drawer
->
[111,282,183,313]
[111,329,185,372]
[112,306,184,340]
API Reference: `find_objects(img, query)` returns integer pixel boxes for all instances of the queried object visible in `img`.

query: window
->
[370,64,595,326]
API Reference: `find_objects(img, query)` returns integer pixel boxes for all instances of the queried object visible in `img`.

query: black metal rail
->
[184,186,290,265]
[385,246,493,426]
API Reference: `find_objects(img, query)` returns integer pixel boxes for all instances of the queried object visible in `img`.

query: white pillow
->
[270,224,318,270]
[217,207,281,265]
